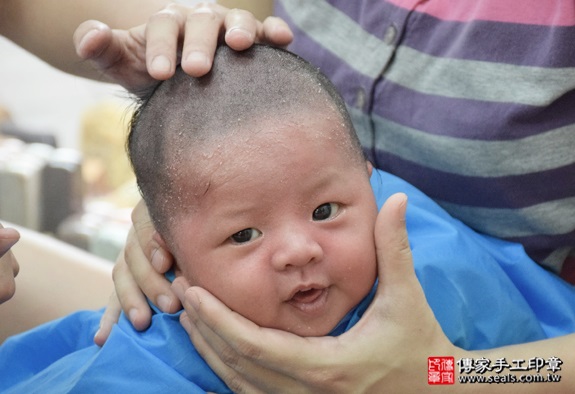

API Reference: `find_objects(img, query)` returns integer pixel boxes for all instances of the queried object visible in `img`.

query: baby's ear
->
[366,160,374,176]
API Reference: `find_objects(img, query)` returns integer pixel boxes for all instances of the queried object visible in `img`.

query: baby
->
[2,45,575,393]
[128,44,378,337]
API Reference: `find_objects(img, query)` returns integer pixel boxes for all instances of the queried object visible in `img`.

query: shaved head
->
[128,45,364,239]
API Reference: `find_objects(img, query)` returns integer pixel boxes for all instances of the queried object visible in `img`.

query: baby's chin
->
[262,313,346,337]
[283,324,336,337]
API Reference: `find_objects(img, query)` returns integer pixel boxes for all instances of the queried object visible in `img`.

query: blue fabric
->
[1,169,574,393]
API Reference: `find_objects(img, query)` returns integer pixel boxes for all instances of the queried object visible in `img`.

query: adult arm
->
[73,2,293,92]
[173,194,575,393]
[94,200,173,345]
[0,224,20,304]
[0,1,292,92]
[0,0,168,79]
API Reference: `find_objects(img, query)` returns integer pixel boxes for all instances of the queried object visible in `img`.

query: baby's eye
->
[312,203,340,221]
[230,228,262,244]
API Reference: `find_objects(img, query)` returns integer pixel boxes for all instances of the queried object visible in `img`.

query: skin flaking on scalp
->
[127,44,379,336]
[127,44,366,245]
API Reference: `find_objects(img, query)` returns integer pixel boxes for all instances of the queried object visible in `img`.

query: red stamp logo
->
[428,356,455,385]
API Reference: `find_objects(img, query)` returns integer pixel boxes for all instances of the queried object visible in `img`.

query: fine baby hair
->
[127,44,365,241]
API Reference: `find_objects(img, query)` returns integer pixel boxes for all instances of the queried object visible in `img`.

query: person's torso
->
[276,0,575,279]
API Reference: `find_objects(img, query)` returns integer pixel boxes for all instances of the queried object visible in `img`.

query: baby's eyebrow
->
[215,201,261,221]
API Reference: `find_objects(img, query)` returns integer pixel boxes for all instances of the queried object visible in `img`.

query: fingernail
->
[77,29,100,55]
[157,294,173,312]
[185,51,210,70]
[187,288,201,310]
[151,248,166,272]
[226,27,254,42]
[150,55,171,75]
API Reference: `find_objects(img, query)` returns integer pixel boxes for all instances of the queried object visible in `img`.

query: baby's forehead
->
[177,102,350,146]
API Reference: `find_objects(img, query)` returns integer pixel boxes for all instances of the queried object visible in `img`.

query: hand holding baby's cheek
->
[174,276,326,394]
[123,200,178,312]
[174,193,457,393]
[354,193,457,391]
[98,200,179,344]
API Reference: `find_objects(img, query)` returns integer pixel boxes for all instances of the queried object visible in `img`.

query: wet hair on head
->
[127,44,364,239]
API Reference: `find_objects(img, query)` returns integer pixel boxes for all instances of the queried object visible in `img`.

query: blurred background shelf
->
[0,36,135,262]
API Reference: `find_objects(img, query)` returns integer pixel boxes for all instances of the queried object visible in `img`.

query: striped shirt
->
[276,0,575,278]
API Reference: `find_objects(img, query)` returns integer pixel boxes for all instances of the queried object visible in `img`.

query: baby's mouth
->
[287,286,330,314]
[291,288,324,303]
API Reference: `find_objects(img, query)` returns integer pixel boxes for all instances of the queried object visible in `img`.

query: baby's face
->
[169,111,378,336]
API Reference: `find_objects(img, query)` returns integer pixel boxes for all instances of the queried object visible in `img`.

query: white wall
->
[0,36,128,149]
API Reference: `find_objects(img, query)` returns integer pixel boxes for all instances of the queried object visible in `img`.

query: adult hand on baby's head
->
[94,199,179,345]
[73,3,293,93]
[0,224,20,305]
[173,193,457,393]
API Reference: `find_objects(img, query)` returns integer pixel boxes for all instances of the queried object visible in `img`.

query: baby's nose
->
[270,230,324,271]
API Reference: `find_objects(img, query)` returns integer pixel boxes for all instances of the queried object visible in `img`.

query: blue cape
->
[1,169,574,393]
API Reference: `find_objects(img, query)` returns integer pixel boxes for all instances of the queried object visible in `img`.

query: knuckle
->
[219,344,242,367]
[192,2,218,13]
[186,3,223,23]
[224,373,248,393]
[233,338,262,362]
[150,9,181,24]
[228,8,254,19]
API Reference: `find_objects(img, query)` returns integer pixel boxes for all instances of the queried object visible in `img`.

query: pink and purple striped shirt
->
[276,0,575,281]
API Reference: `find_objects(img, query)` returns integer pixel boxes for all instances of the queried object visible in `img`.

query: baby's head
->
[128,45,378,336]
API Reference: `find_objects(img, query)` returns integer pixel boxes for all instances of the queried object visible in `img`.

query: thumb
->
[73,20,113,61]
[374,193,417,292]
[0,227,20,257]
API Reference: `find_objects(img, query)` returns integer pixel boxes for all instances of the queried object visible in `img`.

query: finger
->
[371,193,444,343]
[0,252,18,304]
[0,255,17,304]
[112,250,152,330]
[355,193,423,333]
[94,291,122,346]
[374,193,416,290]
[127,202,180,312]
[260,16,294,47]
[180,6,226,77]
[175,281,306,393]
[73,20,115,63]
[151,232,173,273]
[145,6,185,80]
[0,227,19,304]
[0,226,20,260]
[0,226,20,278]
[184,285,326,373]
[122,242,179,315]
[130,199,157,259]
[73,20,156,93]
[173,278,249,388]
[223,8,258,50]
